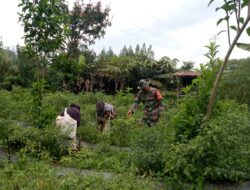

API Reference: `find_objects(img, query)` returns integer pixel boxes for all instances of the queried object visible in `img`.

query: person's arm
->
[110,107,117,119]
[155,90,164,114]
[77,119,80,128]
[130,99,140,113]
[127,92,141,117]
[75,111,80,128]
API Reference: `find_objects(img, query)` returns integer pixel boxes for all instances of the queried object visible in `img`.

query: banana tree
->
[102,56,135,92]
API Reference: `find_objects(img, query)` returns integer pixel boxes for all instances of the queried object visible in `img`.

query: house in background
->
[173,70,201,97]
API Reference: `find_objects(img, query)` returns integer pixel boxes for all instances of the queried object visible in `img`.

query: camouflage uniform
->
[130,87,164,127]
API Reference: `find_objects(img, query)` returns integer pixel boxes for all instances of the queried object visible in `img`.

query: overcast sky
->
[0,0,250,66]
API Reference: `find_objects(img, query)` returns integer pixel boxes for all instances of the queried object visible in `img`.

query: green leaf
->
[221,2,235,12]
[239,17,244,24]
[242,0,249,7]
[246,26,250,36]
[215,7,222,12]
[78,54,86,66]
[236,42,250,51]
[230,25,237,31]
[216,18,225,26]
[217,30,226,36]
[208,0,215,7]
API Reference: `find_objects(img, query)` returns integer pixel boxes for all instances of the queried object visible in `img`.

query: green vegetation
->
[0,0,250,189]
[1,81,250,188]
[0,159,156,190]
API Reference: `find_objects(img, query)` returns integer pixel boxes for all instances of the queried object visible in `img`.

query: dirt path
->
[79,140,131,151]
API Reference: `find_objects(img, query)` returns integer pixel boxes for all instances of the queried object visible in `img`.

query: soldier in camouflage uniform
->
[127,79,164,127]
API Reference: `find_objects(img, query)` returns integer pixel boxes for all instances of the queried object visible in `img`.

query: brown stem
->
[205,14,250,120]
[224,0,232,46]
[248,0,250,16]
[233,0,240,30]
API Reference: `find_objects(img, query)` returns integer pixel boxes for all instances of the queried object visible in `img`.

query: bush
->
[5,125,68,160]
[131,125,171,175]
[168,96,203,142]
[109,118,138,147]
[0,160,155,190]
[43,92,70,113]
[163,100,250,183]
[0,88,32,121]
[78,125,102,144]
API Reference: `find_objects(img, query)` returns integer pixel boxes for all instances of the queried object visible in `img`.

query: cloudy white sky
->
[0,0,250,66]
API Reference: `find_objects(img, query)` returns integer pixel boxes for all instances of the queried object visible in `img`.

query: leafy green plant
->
[31,80,45,128]
[168,41,221,141]
[0,158,155,190]
[0,119,20,161]
[0,88,32,121]
[5,125,68,160]
[114,87,134,106]
[206,0,250,119]
[109,118,138,147]
[131,125,170,175]
[164,100,250,183]
[78,125,103,144]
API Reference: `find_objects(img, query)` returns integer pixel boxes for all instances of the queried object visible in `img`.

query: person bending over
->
[56,103,81,150]
[96,101,116,133]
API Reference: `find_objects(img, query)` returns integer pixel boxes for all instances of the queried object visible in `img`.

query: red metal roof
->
[173,70,201,77]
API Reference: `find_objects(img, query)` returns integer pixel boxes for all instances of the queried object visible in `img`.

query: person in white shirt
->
[56,103,81,150]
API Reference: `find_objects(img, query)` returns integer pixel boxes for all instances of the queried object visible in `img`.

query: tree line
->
[0,40,196,93]
[0,0,199,94]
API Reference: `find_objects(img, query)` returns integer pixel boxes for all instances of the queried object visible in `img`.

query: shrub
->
[5,125,68,160]
[78,125,102,144]
[109,118,138,147]
[0,159,155,190]
[168,96,203,142]
[163,100,250,183]
[131,125,171,175]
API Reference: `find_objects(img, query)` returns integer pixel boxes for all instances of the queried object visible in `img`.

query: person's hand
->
[159,107,164,116]
[127,109,133,118]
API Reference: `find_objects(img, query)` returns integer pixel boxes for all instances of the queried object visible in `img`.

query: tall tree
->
[180,61,194,71]
[135,44,140,55]
[66,1,111,58]
[151,56,178,88]
[18,0,68,126]
[18,0,68,79]
[127,45,134,57]
[107,47,114,57]
[18,0,67,56]
[102,56,135,92]
[146,44,155,60]
[119,46,128,56]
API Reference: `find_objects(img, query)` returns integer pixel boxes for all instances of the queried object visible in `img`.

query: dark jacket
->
[60,104,81,127]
